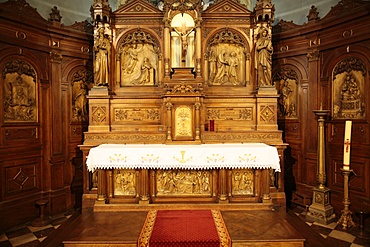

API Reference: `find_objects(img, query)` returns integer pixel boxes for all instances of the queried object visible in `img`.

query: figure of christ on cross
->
[173,25,194,67]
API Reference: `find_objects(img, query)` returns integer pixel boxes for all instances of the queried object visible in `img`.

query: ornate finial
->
[49,6,62,23]
[307,5,320,22]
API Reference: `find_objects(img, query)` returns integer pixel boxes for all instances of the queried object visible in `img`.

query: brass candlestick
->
[306,109,336,224]
[338,168,355,229]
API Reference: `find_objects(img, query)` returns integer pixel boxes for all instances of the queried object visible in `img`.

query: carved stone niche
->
[2,60,38,123]
[332,57,366,119]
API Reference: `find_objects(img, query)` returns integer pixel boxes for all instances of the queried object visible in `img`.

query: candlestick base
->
[338,208,355,230]
[338,168,355,229]
[306,187,336,225]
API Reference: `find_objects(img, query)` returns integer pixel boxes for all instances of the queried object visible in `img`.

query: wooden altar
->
[80,0,287,211]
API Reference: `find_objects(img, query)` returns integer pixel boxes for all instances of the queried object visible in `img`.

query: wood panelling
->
[274,0,370,214]
[0,0,92,230]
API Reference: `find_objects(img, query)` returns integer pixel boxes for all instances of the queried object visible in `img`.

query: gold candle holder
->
[306,109,336,224]
[338,168,355,229]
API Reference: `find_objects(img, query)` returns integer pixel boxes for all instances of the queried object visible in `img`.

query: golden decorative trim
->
[138,210,157,247]
[211,209,232,247]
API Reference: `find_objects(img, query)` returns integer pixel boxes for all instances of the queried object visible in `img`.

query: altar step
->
[60,209,307,247]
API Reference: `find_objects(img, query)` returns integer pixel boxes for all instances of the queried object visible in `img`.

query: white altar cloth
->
[86,143,280,172]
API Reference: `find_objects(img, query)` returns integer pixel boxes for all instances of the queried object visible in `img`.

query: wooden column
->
[97,169,106,202]
[218,169,228,203]
[163,18,171,78]
[139,169,150,204]
[166,101,172,140]
[195,18,202,77]
[262,169,271,203]
[195,100,201,140]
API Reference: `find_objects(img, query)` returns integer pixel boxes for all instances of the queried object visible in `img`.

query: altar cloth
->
[86,143,280,172]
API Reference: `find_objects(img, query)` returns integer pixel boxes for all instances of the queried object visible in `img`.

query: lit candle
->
[343,120,352,170]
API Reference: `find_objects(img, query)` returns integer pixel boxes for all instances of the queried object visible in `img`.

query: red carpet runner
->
[138,210,231,247]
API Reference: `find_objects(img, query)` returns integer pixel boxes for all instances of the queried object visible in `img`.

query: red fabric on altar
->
[141,210,226,247]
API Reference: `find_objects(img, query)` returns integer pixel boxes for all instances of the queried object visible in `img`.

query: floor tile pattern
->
[292,207,370,247]
[0,213,72,247]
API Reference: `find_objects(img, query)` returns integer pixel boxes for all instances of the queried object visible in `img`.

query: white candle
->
[343,120,352,170]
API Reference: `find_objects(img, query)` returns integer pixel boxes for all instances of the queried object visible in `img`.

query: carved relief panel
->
[2,60,38,122]
[273,67,298,119]
[206,29,248,86]
[231,169,254,196]
[332,57,366,119]
[114,169,137,196]
[117,29,159,87]
[155,169,212,196]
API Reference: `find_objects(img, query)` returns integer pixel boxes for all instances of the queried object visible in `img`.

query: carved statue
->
[73,82,88,121]
[280,80,293,116]
[94,27,111,86]
[255,27,273,87]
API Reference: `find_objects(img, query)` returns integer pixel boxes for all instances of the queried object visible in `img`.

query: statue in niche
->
[210,47,242,85]
[280,80,293,116]
[94,27,111,86]
[273,68,298,119]
[255,27,273,87]
[3,74,36,122]
[72,81,88,121]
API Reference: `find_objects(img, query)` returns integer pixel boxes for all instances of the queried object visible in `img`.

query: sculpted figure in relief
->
[121,43,157,86]
[211,47,242,86]
[255,27,273,87]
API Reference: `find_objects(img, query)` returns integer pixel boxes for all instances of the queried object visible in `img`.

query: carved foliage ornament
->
[164,0,201,13]
[208,29,245,47]
[120,29,159,48]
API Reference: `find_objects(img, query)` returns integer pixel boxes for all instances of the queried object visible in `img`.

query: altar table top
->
[86,143,280,172]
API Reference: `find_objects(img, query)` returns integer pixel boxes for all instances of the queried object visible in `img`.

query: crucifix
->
[173,24,193,67]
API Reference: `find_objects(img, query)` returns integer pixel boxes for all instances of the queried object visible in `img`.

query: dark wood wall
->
[0,1,92,230]
[273,0,370,215]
